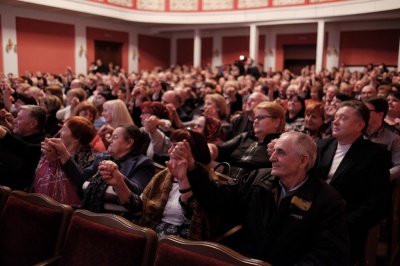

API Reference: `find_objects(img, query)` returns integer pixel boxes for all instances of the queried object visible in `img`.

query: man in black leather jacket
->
[170,131,350,265]
[0,105,46,190]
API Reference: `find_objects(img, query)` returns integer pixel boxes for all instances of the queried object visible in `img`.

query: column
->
[1,10,18,75]
[249,24,259,63]
[326,24,340,70]
[170,34,177,66]
[264,28,276,71]
[315,20,325,73]
[129,31,139,73]
[398,35,400,70]
[193,29,201,68]
[212,31,222,68]
[75,22,87,75]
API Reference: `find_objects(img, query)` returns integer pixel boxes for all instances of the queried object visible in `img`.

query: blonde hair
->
[67,88,87,102]
[103,99,134,128]
[223,80,239,93]
[254,101,286,133]
[39,95,62,115]
[287,84,299,94]
[204,93,230,121]
[45,84,64,105]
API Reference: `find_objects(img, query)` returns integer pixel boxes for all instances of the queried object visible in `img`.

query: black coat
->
[0,132,45,190]
[216,132,280,179]
[225,113,253,141]
[188,166,350,265]
[315,136,391,260]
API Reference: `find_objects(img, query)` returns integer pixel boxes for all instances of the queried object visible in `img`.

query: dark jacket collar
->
[20,131,46,144]
[247,132,281,144]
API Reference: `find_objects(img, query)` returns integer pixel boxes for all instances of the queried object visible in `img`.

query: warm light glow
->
[5,38,14,53]
[79,45,86,57]
[132,49,138,60]
[239,55,244,60]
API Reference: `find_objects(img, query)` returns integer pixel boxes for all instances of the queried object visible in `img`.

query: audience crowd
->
[1,59,399,265]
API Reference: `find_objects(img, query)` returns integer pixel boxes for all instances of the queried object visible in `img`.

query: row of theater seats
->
[363,180,400,266]
[0,186,270,266]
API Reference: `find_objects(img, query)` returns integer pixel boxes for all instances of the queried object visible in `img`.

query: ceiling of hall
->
[0,0,400,33]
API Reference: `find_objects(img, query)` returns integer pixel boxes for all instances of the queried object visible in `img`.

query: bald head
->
[326,85,339,103]
[361,85,377,102]
[246,92,269,114]
[70,79,83,89]
[162,90,181,108]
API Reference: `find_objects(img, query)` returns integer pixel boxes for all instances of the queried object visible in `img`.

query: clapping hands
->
[99,160,124,186]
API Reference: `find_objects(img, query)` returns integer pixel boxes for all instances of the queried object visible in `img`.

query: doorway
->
[283,45,316,75]
[94,41,123,69]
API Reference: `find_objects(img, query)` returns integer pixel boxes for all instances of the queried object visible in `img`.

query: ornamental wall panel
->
[88,0,348,11]
[273,0,305,6]
[310,0,334,3]
[137,0,165,11]
[170,0,198,11]
[238,0,268,9]
[202,0,233,10]
[108,0,133,7]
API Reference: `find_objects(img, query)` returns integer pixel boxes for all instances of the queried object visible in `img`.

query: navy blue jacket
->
[62,151,155,196]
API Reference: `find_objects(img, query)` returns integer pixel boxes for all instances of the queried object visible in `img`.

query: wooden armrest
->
[215,172,233,183]
[212,224,243,244]
[34,255,61,266]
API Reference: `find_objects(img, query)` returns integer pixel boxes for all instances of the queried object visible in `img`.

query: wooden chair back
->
[57,209,158,266]
[0,185,11,215]
[0,190,73,265]
[154,235,271,266]
[388,180,400,265]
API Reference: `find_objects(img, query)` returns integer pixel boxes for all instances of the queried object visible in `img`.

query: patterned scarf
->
[203,115,224,142]
[138,166,221,240]
[73,144,96,169]
[137,168,174,229]
[82,153,130,213]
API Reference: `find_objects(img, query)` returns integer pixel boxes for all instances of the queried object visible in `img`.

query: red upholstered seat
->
[0,190,72,266]
[387,181,400,266]
[56,209,157,266]
[155,242,233,266]
[362,180,400,266]
[154,235,270,266]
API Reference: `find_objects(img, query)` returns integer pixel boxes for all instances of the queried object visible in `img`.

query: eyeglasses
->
[254,115,276,121]
[109,134,120,141]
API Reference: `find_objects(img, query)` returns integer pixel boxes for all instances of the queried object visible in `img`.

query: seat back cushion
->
[0,195,63,265]
[154,242,233,266]
[59,215,146,266]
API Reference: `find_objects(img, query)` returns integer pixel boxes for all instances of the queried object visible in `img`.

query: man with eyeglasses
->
[315,100,391,263]
[170,131,350,265]
[364,97,400,181]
